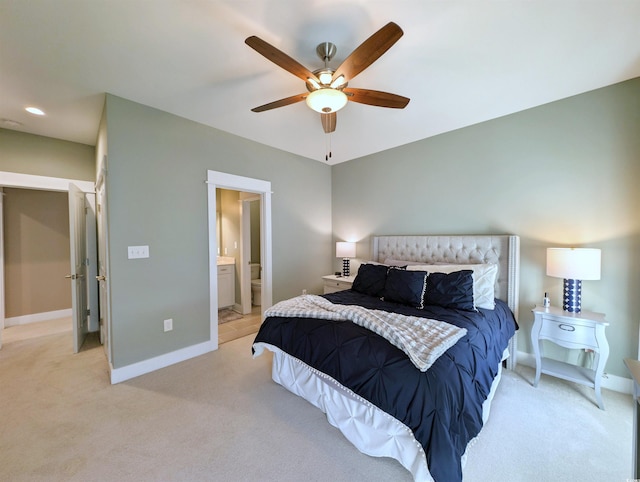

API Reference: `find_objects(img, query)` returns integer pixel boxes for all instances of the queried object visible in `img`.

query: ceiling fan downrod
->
[316,42,337,66]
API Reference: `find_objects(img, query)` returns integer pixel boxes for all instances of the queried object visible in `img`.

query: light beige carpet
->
[0,319,633,481]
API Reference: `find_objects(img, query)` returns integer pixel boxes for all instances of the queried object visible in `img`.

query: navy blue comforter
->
[253,290,517,481]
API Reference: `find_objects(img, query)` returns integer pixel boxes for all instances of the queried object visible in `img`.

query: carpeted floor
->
[0,319,633,481]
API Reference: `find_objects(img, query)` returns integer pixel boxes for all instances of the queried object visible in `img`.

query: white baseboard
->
[110,340,217,384]
[5,308,72,327]
[517,351,633,395]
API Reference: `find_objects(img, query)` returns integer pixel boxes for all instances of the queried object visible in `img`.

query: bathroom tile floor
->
[218,305,263,344]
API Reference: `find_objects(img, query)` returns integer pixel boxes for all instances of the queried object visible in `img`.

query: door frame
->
[207,170,272,347]
[0,171,94,347]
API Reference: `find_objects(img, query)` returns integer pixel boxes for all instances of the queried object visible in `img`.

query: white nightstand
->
[531,305,610,410]
[322,274,356,294]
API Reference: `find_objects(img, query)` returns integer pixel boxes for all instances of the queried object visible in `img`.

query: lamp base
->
[563,278,582,313]
[342,258,350,277]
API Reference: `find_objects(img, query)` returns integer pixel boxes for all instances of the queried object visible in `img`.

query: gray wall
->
[0,128,95,181]
[332,78,640,378]
[104,94,332,368]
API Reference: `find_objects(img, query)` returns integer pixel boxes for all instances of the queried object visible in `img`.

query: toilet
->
[250,264,261,306]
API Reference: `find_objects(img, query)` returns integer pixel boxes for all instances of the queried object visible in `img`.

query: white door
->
[68,183,88,353]
[96,164,111,363]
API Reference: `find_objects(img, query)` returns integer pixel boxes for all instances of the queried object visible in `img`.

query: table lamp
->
[336,242,356,277]
[546,247,601,313]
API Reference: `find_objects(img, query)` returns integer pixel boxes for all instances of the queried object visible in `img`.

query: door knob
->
[96,275,106,281]
[65,274,77,280]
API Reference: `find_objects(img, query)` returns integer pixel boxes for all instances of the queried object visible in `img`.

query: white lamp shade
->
[546,248,601,280]
[306,88,348,113]
[336,241,356,259]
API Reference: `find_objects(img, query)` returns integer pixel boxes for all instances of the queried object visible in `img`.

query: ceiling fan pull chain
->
[325,133,329,161]
[325,133,332,161]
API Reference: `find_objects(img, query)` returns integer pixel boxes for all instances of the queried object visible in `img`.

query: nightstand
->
[322,274,356,294]
[531,305,609,410]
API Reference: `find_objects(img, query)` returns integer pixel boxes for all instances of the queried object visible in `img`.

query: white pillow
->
[406,263,498,309]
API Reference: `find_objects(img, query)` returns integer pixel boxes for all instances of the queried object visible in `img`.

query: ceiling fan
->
[245,22,410,137]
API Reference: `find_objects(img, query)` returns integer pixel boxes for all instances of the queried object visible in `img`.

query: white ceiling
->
[1,1,639,165]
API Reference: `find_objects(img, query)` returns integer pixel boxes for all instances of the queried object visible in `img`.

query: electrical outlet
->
[302,289,307,295]
[163,318,173,332]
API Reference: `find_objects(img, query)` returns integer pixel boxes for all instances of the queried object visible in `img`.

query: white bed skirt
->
[253,342,506,482]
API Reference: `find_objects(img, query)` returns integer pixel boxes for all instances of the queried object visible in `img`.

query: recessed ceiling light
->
[25,106,45,116]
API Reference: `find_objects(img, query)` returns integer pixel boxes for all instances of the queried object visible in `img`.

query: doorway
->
[215,189,262,344]
[0,172,95,351]
[206,170,272,348]
[216,189,261,315]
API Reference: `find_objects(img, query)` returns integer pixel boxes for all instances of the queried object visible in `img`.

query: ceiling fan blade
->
[245,36,319,83]
[321,112,336,133]
[343,88,410,109]
[332,22,403,82]
[251,93,308,112]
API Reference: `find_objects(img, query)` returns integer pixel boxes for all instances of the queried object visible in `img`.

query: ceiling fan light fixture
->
[307,77,321,90]
[330,75,346,89]
[305,88,348,113]
[318,71,333,85]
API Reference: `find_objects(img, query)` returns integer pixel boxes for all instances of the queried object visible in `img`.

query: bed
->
[253,234,520,482]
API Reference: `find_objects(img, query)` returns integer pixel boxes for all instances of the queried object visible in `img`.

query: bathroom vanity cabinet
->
[217,263,235,308]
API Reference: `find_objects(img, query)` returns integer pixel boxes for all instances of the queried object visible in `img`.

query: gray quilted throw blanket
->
[265,294,466,371]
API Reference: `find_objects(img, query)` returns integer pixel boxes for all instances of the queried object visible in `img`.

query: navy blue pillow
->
[382,268,427,308]
[352,264,388,297]
[424,270,475,311]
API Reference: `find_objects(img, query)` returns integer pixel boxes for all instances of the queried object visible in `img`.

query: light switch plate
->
[163,318,173,332]
[128,245,149,259]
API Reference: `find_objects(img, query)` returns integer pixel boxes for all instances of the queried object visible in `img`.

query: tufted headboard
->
[371,235,520,315]
[371,234,520,367]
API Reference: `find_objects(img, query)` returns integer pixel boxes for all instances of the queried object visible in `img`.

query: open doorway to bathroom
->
[207,169,272,348]
[216,188,263,344]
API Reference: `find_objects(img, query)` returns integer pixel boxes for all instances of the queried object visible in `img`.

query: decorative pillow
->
[407,263,498,309]
[382,268,427,308]
[352,263,388,297]
[424,270,475,311]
